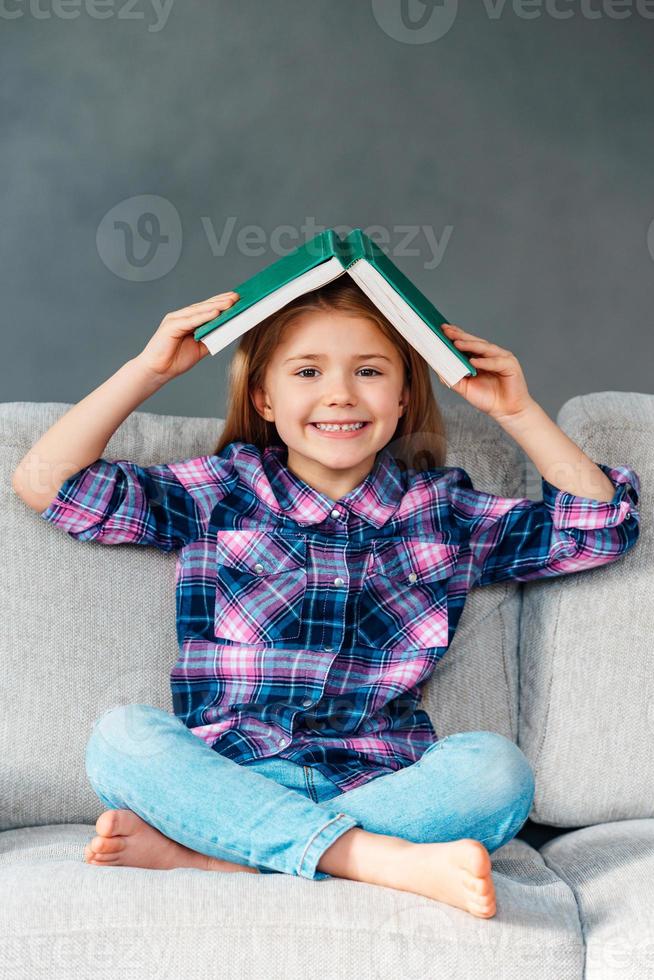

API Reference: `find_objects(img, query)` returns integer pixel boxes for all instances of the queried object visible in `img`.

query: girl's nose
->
[326,385,357,403]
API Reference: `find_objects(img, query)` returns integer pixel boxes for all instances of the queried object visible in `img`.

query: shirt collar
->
[231,442,407,529]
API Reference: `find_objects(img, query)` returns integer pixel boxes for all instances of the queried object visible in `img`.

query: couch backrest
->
[0,398,524,830]
[518,391,651,828]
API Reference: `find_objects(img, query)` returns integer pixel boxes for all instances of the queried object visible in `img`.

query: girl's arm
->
[442,323,624,502]
[12,358,168,512]
[493,400,616,502]
[439,323,640,586]
[12,291,239,513]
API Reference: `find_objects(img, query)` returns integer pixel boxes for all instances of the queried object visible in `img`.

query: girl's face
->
[252,311,410,499]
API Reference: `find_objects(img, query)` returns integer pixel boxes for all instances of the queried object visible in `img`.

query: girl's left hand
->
[440,323,534,422]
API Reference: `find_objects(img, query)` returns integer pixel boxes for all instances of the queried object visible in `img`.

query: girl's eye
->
[295,367,382,378]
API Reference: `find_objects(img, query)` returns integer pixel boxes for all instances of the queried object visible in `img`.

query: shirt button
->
[253,562,264,573]
[330,508,340,518]
[408,572,418,583]
[323,645,333,652]
[302,697,313,707]
[333,576,344,587]
[277,737,286,747]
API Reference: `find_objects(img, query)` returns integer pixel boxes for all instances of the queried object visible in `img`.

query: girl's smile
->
[308,420,372,438]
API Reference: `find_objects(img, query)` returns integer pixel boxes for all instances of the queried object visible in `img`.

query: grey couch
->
[1,391,651,980]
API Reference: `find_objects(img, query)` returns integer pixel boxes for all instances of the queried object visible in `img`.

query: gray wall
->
[3,1,653,433]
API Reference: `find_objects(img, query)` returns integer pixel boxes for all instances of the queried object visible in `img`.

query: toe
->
[84,843,115,866]
[89,852,119,863]
[91,833,124,854]
[95,809,123,836]
[470,897,496,917]
[462,840,492,877]
[464,872,487,895]
[480,902,497,918]
[470,898,496,916]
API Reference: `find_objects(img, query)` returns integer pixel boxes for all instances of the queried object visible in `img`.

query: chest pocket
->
[356,537,459,651]
[213,530,308,645]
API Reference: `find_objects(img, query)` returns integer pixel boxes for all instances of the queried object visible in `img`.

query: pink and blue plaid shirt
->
[40,440,640,793]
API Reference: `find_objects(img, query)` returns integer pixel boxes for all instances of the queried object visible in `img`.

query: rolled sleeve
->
[542,462,640,531]
[39,455,225,551]
[448,461,641,587]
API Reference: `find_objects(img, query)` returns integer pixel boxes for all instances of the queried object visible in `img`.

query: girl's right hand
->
[136,291,240,382]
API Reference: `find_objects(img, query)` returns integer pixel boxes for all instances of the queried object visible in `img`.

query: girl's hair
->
[212,277,447,473]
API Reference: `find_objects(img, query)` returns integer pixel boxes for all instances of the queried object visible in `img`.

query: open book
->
[194,228,476,388]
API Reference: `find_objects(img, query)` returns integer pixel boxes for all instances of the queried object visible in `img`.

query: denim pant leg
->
[311,731,536,879]
[240,756,347,876]
[84,704,361,880]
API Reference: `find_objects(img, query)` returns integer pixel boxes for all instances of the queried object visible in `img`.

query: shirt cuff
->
[542,462,640,531]
[39,459,117,537]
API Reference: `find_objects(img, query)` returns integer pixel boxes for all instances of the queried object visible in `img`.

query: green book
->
[194,227,476,388]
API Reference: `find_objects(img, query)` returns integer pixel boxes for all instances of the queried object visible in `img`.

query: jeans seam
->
[408,734,451,773]
[304,765,318,802]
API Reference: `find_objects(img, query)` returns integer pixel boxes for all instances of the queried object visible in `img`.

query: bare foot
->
[389,838,496,917]
[319,829,496,918]
[83,809,260,874]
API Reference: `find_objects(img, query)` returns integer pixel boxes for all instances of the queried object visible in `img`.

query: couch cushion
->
[0,400,523,830]
[0,828,583,979]
[540,819,654,980]
[518,392,652,826]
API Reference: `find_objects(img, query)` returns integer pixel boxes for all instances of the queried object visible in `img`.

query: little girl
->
[13,277,640,919]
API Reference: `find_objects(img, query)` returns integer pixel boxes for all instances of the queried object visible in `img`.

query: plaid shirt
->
[40,440,641,793]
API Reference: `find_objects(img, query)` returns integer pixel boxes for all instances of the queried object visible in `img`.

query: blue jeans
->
[84,704,535,880]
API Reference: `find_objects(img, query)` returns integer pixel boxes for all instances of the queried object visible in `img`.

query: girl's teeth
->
[314,422,365,431]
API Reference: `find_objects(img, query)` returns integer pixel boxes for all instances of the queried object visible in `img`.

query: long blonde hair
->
[212,277,447,473]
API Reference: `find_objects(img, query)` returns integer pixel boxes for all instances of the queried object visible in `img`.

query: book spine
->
[342,228,370,268]
[333,231,353,268]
